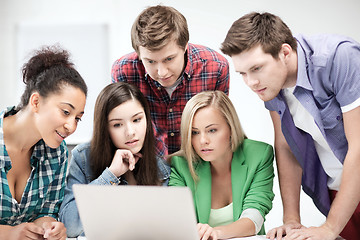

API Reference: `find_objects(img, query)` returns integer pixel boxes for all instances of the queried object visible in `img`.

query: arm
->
[168,156,188,187]
[267,111,304,240]
[215,143,275,239]
[324,107,360,234]
[58,148,89,237]
[0,224,44,240]
[286,107,360,240]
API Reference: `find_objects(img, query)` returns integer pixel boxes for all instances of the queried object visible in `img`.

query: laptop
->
[72,184,199,240]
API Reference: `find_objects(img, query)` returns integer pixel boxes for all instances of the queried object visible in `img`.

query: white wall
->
[1,0,360,232]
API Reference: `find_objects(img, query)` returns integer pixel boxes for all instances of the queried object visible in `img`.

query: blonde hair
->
[174,91,246,181]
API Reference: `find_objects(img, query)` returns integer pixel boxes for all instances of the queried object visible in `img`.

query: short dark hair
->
[221,12,297,58]
[131,5,189,54]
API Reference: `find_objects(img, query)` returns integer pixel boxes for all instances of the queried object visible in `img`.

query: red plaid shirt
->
[111,43,229,156]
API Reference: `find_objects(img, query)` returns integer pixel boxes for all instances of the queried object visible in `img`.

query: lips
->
[254,87,266,94]
[201,148,213,154]
[56,130,67,139]
[126,139,139,145]
[158,76,172,82]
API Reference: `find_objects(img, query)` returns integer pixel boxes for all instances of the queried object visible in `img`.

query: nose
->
[244,74,259,88]
[125,123,135,137]
[64,119,77,135]
[157,63,168,78]
[200,133,209,145]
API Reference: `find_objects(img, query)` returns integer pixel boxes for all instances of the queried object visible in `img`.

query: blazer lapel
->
[194,161,212,223]
[231,146,247,220]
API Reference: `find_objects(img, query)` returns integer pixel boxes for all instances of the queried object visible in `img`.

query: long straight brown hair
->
[90,82,159,185]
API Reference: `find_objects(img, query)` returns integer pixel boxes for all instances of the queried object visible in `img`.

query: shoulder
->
[188,43,228,65]
[296,34,360,64]
[170,155,188,168]
[71,142,91,160]
[238,139,274,159]
[111,52,145,82]
[113,52,140,65]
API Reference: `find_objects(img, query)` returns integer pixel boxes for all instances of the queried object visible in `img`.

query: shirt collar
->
[294,37,313,91]
[0,106,16,169]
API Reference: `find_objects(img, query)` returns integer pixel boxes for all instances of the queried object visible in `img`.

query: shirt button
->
[157,87,161,91]
[169,108,173,113]
[278,110,282,114]
[170,133,175,137]
[336,115,341,121]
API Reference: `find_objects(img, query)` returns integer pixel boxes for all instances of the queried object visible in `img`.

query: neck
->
[284,50,298,88]
[210,151,233,176]
[3,108,41,152]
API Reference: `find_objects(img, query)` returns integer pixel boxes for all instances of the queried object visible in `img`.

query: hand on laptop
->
[197,223,219,240]
[109,149,139,177]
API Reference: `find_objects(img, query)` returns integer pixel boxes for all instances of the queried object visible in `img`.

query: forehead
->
[108,99,144,119]
[193,106,225,125]
[231,45,273,71]
[45,85,86,109]
[138,39,184,60]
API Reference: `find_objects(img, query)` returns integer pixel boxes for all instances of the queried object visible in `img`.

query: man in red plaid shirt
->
[111,5,229,158]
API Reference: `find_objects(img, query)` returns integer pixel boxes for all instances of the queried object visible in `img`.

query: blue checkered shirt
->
[0,107,68,225]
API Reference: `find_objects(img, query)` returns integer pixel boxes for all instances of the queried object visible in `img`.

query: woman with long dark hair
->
[59,82,170,237]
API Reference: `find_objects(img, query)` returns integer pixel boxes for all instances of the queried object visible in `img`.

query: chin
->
[46,141,62,149]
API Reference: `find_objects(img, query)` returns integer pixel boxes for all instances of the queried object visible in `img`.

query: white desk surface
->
[67,235,269,240]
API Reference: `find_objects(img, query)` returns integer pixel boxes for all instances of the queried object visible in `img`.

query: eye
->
[209,129,217,133]
[191,130,199,136]
[165,57,173,62]
[113,123,122,128]
[133,117,142,123]
[253,66,261,72]
[75,117,82,123]
[62,109,70,116]
[148,60,154,64]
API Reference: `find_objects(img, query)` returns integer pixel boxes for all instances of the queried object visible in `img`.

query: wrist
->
[322,221,341,238]
[283,216,301,225]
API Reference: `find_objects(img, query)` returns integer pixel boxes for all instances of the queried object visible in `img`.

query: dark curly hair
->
[18,45,87,110]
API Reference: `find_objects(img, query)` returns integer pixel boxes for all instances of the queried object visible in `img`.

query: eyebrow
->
[192,124,219,129]
[108,111,144,122]
[60,102,85,114]
[143,54,177,62]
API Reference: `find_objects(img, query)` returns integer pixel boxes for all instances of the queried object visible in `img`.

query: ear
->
[183,43,188,53]
[29,92,41,113]
[280,43,293,60]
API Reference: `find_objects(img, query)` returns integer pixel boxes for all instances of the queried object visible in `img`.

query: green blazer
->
[169,139,275,235]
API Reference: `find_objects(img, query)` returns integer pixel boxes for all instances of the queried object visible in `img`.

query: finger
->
[23,225,44,240]
[197,224,207,238]
[46,222,66,239]
[266,228,276,239]
[134,152,143,160]
[211,230,218,240]
[202,227,213,240]
[277,228,285,240]
[27,223,45,235]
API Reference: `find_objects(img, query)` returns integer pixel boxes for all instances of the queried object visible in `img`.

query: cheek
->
[191,137,200,152]
[144,64,156,76]
[109,129,122,146]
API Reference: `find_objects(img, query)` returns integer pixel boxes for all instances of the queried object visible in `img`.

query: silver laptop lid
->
[73,184,198,240]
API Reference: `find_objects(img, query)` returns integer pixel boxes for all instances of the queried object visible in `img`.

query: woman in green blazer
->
[169,91,274,239]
